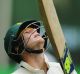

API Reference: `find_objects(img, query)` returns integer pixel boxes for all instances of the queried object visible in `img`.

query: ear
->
[10,39,18,54]
[11,37,23,55]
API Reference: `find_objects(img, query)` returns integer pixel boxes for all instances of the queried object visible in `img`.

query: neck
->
[22,52,48,72]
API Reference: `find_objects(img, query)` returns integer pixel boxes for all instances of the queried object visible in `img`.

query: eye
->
[25,31,30,33]
[24,28,34,33]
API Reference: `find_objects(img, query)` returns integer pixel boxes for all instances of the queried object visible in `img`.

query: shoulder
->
[47,62,64,74]
[48,62,61,67]
[47,62,77,74]
[11,67,27,74]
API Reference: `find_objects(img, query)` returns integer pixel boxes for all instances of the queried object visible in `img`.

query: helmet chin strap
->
[25,48,44,54]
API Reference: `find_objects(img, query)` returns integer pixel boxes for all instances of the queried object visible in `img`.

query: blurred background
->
[0,0,80,74]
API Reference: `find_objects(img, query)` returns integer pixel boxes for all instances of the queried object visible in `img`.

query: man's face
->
[22,28,45,50]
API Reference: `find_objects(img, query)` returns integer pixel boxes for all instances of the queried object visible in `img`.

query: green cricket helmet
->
[4,20,47,63]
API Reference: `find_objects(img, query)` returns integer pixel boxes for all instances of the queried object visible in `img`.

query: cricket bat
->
[38,0,75,74]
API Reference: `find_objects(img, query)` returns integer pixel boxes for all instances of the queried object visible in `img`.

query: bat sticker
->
[61,44,75,74]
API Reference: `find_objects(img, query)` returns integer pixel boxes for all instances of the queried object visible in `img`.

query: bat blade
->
[38,0,75,74]
[38,0,65,58]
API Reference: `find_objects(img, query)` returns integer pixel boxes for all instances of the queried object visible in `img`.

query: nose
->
[32,28,38,33]
[32,29,40,35]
